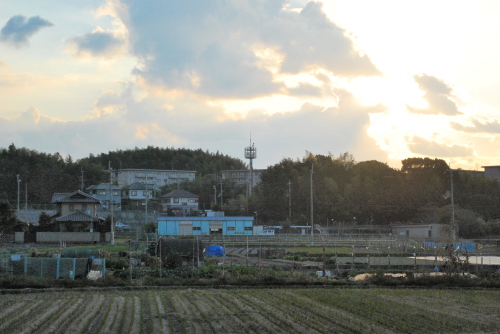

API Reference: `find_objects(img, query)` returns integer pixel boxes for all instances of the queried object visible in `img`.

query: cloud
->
[0,83,388,167]
[451,119,500,134]
[0,15,53,48]
[408,74,461,115]
[109,0,379,99]
[408,136,472,157]
[67,29,126,59]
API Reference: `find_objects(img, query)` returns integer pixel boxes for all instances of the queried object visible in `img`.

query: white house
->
[121,182,154,208]
[160,189,199,216]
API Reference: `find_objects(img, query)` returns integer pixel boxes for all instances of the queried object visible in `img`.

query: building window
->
[227,226,235,231]
[244,226,252,231]
[82,204,87,211]
[193,226,201,231]
[131,191,137,196]
[174,198,179,203]
[113,191,119,196]
[143,191,147,196]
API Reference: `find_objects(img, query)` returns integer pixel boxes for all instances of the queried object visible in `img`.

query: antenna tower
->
[244,137,257,196]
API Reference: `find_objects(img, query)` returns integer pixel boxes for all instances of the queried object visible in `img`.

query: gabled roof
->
[52,190,101,204]
[54,210,104,222]
[121,182,152,190]
[162,189,199,198]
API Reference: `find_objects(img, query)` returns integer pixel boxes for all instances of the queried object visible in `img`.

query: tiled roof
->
[54,210,103,222]
[52,190,101,203]
[162,189,198,198]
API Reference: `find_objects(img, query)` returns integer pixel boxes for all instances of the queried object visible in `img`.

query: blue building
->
[157,216,254,236]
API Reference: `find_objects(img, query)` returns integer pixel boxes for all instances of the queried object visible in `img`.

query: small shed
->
[392,224,451,240]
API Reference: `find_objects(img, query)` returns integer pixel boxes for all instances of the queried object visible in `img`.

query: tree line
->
[1,144,500,238]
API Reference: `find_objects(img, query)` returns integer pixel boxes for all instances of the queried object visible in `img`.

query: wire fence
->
[0,254,106,279]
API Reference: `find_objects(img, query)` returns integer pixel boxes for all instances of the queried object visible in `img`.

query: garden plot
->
[0,288,499,333]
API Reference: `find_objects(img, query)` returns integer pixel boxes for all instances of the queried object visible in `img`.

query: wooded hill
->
[0,144,245,205]
[1,144,500,238]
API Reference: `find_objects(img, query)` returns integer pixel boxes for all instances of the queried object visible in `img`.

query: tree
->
[37,212,54,232]
[0,201,25,233]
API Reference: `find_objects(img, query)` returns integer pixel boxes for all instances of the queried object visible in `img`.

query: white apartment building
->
[116,169,197,190]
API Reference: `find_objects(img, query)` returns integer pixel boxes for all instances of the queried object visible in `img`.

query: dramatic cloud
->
[67,30,126,58]
[0,85,387,167]
[0,15,53,48]
[408,74,461,115]
[408,136,472,157]
[451,119,500,134]
[112,0,379,99]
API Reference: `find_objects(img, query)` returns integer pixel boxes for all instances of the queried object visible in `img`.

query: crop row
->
[0,288,499,333]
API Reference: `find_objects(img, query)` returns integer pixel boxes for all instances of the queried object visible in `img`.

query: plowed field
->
[0,288,499,333]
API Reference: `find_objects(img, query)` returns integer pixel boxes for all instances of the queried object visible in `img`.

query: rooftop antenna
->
[244,135,257,196]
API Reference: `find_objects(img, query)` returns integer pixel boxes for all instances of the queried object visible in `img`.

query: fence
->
[0,254,106,279]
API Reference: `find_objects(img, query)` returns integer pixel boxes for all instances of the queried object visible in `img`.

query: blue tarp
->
[424,242,475,253]
[205,245,225,257]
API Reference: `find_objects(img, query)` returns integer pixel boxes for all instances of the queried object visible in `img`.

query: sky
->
[1,0,500,171]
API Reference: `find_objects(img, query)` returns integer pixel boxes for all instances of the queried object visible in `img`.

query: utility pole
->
[109,162,115,245]
[450,167,456,243]
[310,164,314,237]
[16,175,21,217]
[213,185,217,206]
[287,179,292,221]
[219,181,223,206]
[80,167,85,190]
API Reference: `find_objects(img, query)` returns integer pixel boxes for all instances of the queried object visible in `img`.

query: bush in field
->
[62,249,100,258]
[106,258,129,270]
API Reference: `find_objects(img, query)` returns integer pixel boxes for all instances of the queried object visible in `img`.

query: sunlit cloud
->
[409,136,473,158]
[408,74,461,115]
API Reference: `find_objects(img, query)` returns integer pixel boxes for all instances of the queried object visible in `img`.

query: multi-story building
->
[85,183,122,210]
[115,169,197,191]
[482,165,500,181]
[51,190,103,232]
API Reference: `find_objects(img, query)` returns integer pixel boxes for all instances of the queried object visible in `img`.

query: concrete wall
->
[15,232,24,243]
[36,232,101,243]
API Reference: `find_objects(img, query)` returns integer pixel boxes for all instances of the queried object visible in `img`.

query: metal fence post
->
[24,255,28,275]
[56,258,60,279]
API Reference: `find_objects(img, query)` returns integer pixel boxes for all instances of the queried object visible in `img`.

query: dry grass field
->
[0,287,499,333]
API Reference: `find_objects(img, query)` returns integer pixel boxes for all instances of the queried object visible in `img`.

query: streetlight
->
[254,211,257,225]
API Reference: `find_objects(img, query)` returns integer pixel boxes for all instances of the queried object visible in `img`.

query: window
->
[143,191,147,196]
[82,204,87,211]
[131,191,137,196]
[112,191,119,196]
[244,226,252,231]
[193,226,201,231]
[174,198,179,203]
[227,226,235,231]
